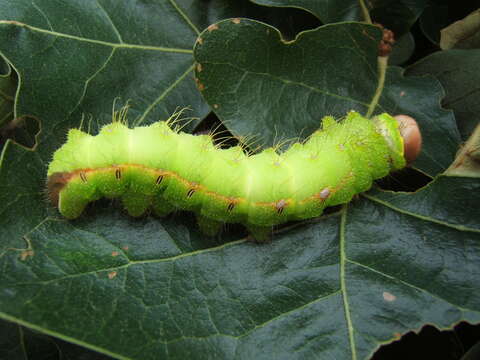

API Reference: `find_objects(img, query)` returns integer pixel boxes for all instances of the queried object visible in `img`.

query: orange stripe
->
[47,164,352,210]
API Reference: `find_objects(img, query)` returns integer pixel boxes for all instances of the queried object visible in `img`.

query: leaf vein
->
[0,313,132,360]
[95,0,124,43]
[362,193,480,233]
[203,61,370,107]
[0,21,193,54]
[346,258,480,314]
[340,206,357,360]
[31,0,54,31]
[65,48,117,124]
[7,237,248,285]
[135,63,196,125]
[168,0,200,36]
[236,290,342,339]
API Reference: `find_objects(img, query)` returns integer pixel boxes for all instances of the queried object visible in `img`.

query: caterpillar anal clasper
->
[47,111,406,242]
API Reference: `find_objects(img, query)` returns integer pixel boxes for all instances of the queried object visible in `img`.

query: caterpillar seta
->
[47,110,406,242]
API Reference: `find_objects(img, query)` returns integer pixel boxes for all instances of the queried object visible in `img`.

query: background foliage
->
[0,1,479,359]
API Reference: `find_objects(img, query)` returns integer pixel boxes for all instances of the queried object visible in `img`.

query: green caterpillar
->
[47,111,405,242]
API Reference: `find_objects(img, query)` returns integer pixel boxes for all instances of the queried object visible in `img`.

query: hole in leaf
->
[372,322,480,360]
[194,111,238,148]
[1,115,40,150]
[375,167,433,192]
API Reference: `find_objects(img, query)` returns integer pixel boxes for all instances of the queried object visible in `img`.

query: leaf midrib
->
[340,205,357,360]
[362,193,480,233]
[0,21,193,53]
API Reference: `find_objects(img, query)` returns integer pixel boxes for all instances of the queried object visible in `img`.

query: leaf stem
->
[358,0,372,24]
[366,56,388,118]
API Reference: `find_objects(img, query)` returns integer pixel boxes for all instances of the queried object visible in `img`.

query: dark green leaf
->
[0,0,210,146]
[2,185,479,359]
[406,49,480,140]
[250,0,427,35]
[388,32,415,65]
[440,9,480,50]
[0,3,478,360]
[366,176,480,230]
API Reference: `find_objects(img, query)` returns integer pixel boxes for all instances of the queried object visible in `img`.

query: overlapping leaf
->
[406,49,480,141]
[250,0,427,34]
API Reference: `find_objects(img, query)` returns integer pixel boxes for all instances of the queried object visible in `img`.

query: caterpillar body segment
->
[47,111,405,242]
